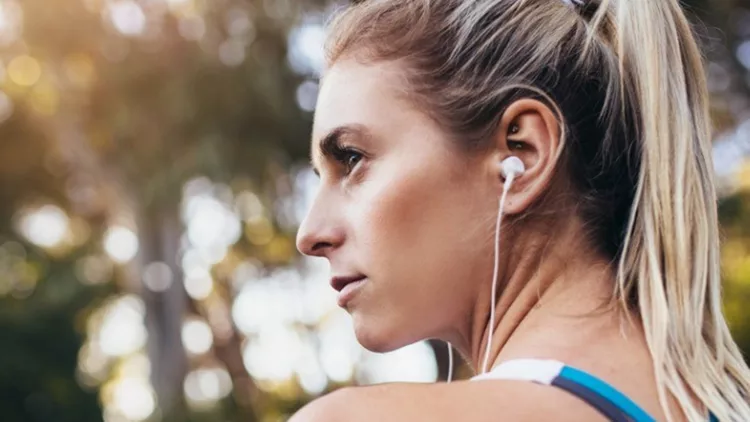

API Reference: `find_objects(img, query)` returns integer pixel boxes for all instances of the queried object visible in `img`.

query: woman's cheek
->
[363,170,434,256]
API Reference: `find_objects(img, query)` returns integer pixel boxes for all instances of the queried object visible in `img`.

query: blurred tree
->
[0,0,325,420]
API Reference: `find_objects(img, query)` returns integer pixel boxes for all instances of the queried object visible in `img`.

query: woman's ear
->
[491,98,562,214]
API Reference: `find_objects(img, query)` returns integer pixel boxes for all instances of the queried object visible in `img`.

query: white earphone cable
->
[446,342,454,383]
[445,166,518,382]
[481,173,515,374]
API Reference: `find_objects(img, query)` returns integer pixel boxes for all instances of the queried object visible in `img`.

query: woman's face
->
[297,59,498,352]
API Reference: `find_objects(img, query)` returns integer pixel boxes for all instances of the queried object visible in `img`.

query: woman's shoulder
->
[289,379,605,422]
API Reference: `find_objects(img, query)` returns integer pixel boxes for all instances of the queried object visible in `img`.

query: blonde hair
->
[324,0,750,420]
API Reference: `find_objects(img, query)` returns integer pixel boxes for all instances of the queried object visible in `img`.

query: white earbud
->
[500,156,525,180]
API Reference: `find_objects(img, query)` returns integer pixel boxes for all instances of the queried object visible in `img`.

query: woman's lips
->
[336,278,367,307]
[330,275,366,292]
[330,275,367,307]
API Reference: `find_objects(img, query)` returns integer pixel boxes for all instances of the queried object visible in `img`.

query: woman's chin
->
[356,332,401,353]
[351,315,410,353]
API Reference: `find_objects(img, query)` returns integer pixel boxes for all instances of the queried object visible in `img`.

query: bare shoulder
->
[289,379,606,422]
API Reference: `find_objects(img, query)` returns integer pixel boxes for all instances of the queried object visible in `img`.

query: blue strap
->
[551,376,630,422]
[559,365,657,422]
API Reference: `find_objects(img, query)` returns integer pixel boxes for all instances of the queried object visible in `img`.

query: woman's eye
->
[344,150,363,173]
[333,146,364,175]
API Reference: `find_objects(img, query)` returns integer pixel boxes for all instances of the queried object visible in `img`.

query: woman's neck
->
[458,215,625,374]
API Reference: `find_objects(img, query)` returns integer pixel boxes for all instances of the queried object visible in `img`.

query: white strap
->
[470,358,565,385]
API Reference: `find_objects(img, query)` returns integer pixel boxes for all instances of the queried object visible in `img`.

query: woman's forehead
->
[312,59,411,140]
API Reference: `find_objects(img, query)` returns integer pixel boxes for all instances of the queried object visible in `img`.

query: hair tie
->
[561,0,585,7]
[561,0,599,22]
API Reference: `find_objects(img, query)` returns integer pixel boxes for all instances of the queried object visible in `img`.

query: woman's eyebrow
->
[310,124,368,176]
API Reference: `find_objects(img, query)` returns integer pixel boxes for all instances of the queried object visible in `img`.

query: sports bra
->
[470,358,718,422]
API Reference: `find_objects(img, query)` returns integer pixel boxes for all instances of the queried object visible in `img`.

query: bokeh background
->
[0,0,748,421]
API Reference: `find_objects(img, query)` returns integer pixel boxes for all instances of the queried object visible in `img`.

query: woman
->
[293,0,750,420]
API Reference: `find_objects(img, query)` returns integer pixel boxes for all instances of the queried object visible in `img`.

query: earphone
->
[500,156,525,181]
[446,155,525,383]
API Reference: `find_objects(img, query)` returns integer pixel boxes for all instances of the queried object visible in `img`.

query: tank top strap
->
[471,358,656,422]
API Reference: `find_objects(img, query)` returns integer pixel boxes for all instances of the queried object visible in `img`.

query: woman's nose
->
[296,208,344,258]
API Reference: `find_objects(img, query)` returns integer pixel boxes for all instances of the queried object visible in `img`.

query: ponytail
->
[592,1,750,420]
